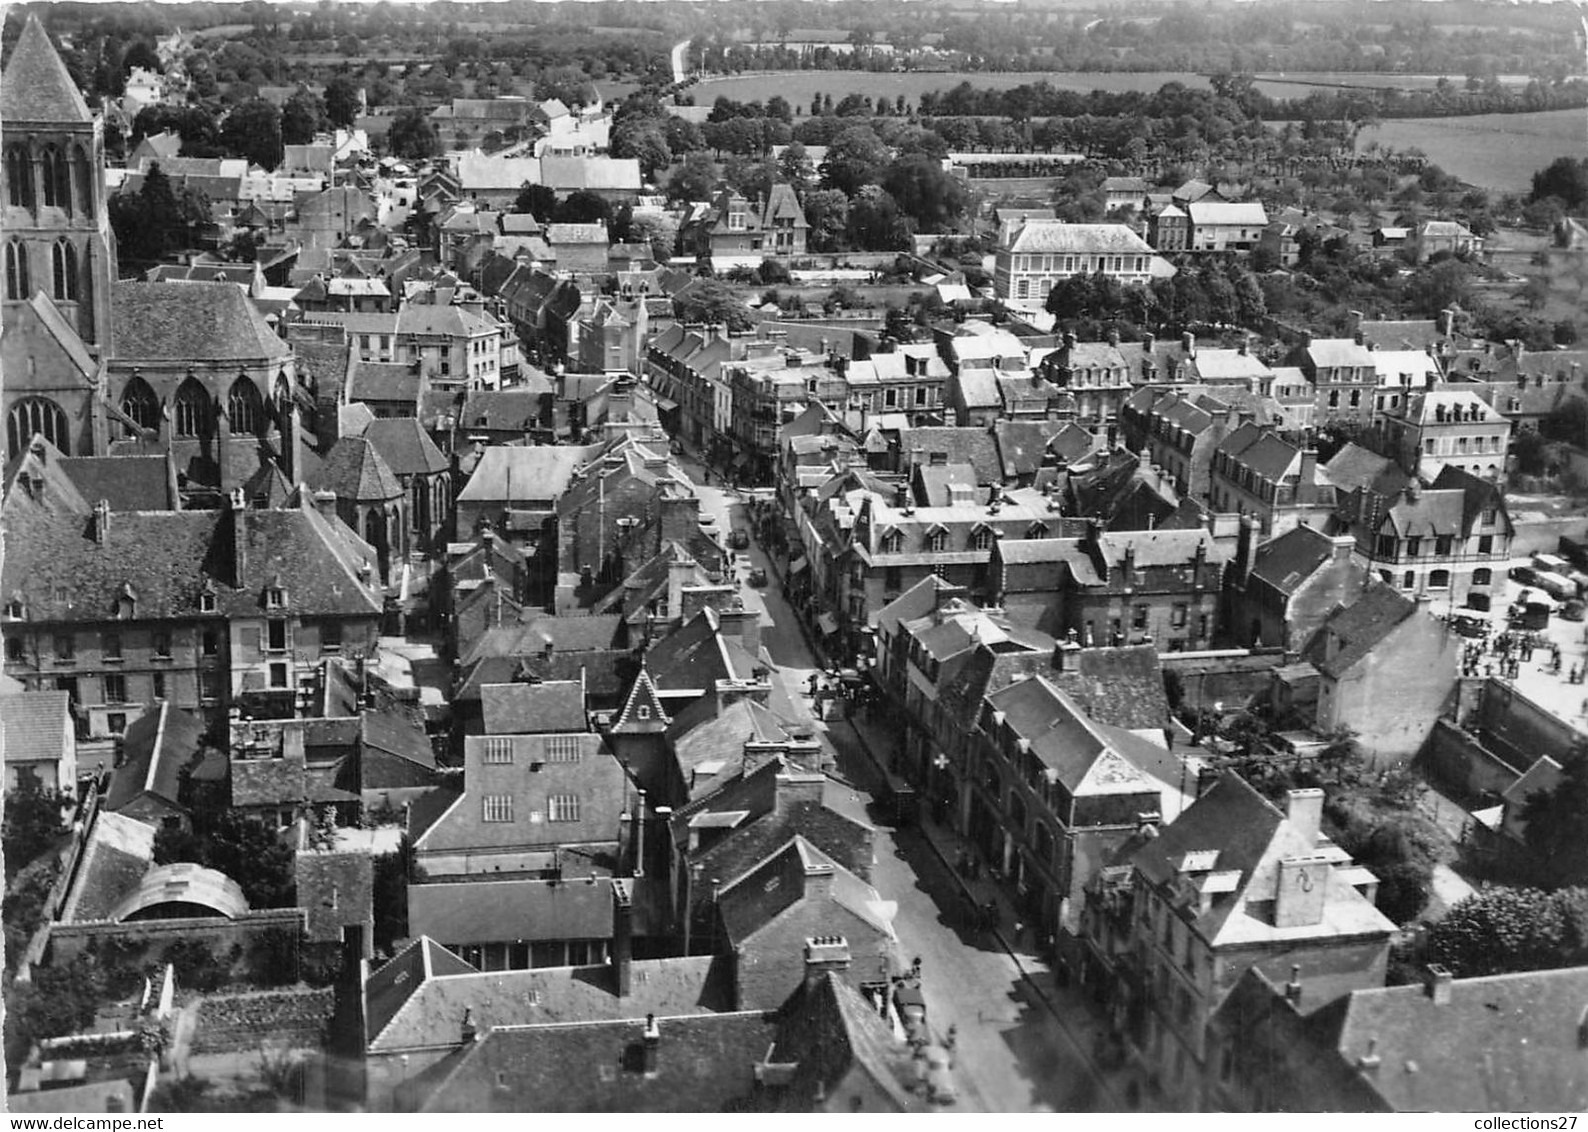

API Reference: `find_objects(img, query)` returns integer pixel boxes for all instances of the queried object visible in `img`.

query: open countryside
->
[689,70,1557,116]
[1361,108,1587,192]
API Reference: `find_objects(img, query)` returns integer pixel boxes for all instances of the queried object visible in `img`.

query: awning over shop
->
[818,613,839,636]
[789,556,808,574]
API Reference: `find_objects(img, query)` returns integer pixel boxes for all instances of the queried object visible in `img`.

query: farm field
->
[1360,108,1584,192]
[690,69,1553,111]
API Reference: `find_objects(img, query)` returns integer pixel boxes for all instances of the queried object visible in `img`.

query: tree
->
[667,152,720,204]
[2,776,71,880]
[628,211,680,264]
[154,810,295,909]
[881,155,967,233]
[387,107,438,162]
[122,40,161,76]
[847,185,912,251]
[1521,745,1588,883]
[802,188,850,252]
[324,75,361,130]
[1427,886,1588,977]
[610,121,672,182]
[822,125,888,196]
[557,190,611,226]
[280,88,326,147]
[513,183,559,222]
[673,279,754,332]
[778,143,814,197]
[109,162,213,266]
[220,99,283,169]
[1531,156,1588,213]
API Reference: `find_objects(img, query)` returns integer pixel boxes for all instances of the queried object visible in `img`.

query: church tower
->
[1,14,115,458]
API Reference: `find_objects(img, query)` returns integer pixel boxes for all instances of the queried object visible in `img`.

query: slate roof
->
[348,361,422,406]
[414,1011,776,1112]
[1045,644,1171,731]
[667,698,795,801]
[1,16,92,124]
[1004,221,1154,256]
[457,444,603,504]
[0,692,70,765]
[479,680,587,734]
[362,417,448,477]
[104,702,204,813]
[312,436,403,502]
[897,426,1001,485]
[1249,525,1336,594]
[1130,772,1394,947]
[111,283,292,362]
[717,836,893,948]
[1304,585,1417,680]
[1188,201,1268,226]
[295,850,374,944]
[1310,966,1588,1111]
[59,811,156,924]
[691,780,875,886]
[406,875,664,944]
[58,456,175,512]
[1303,338,1376,370]
[1323,443,1410,497]
[765,971,919,1112]
[2,484,384,624]
[364,935,733,1052]
[1095,528,1220,570]
[1217,424,1302,483]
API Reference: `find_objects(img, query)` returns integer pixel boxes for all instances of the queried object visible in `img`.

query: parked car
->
[1510,565,1539,586]
[1563,600,1586,622]
[728,529,750,550]
[747,566,768,587]
[1450,614,1491,638]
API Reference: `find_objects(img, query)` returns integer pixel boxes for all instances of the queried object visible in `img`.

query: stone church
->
[2,14,307,501]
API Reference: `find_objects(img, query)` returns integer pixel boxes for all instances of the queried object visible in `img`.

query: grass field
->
[691,69,1555,111]
[1360,108,1585,193]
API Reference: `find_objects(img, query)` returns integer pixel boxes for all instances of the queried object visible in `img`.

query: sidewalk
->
[839,709,1156,1112]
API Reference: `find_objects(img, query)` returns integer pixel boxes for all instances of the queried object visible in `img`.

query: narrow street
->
[686,463,1113,1111]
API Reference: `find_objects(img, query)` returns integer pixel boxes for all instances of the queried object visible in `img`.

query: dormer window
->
[199,590,217,614]
[4,598,23,620]
[266,586,286,610]
[116,583,137,620]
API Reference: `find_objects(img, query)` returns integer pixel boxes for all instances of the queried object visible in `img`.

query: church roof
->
[111,283,292,363]
[312,436,403,502]
[1,16,92,125]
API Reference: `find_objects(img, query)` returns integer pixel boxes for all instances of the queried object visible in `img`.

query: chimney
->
[460,1007,477,1045]
[1353,328,1365,346]
[1238,337,1249,356]
[1285,788,1324,845]
[1142,332,1155,355]
[1274,855,1330,928]
[312,490,338,521]
[1052,639,1083,670]
[1357,1037,1381,1074]
[1106,326,1120,347]
[657,491,701,547]
[1181,331,1195,357]
[229,488,249,588]
[1234,512,1259,589]
[1423,963,1453,1005]
[92,499,111,544]
[1441,307,1455,339]
[1284,964,1303,1006]
[1297,448,1318,498]
[1301,330,1313,347]
[803,935,852,991]
[804,859,836,900]
[611,879,633,998]
[1062,330,1077,352]
[641,1014,660,1074]
[1329,534,1355,563]
[666,556,695,621]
